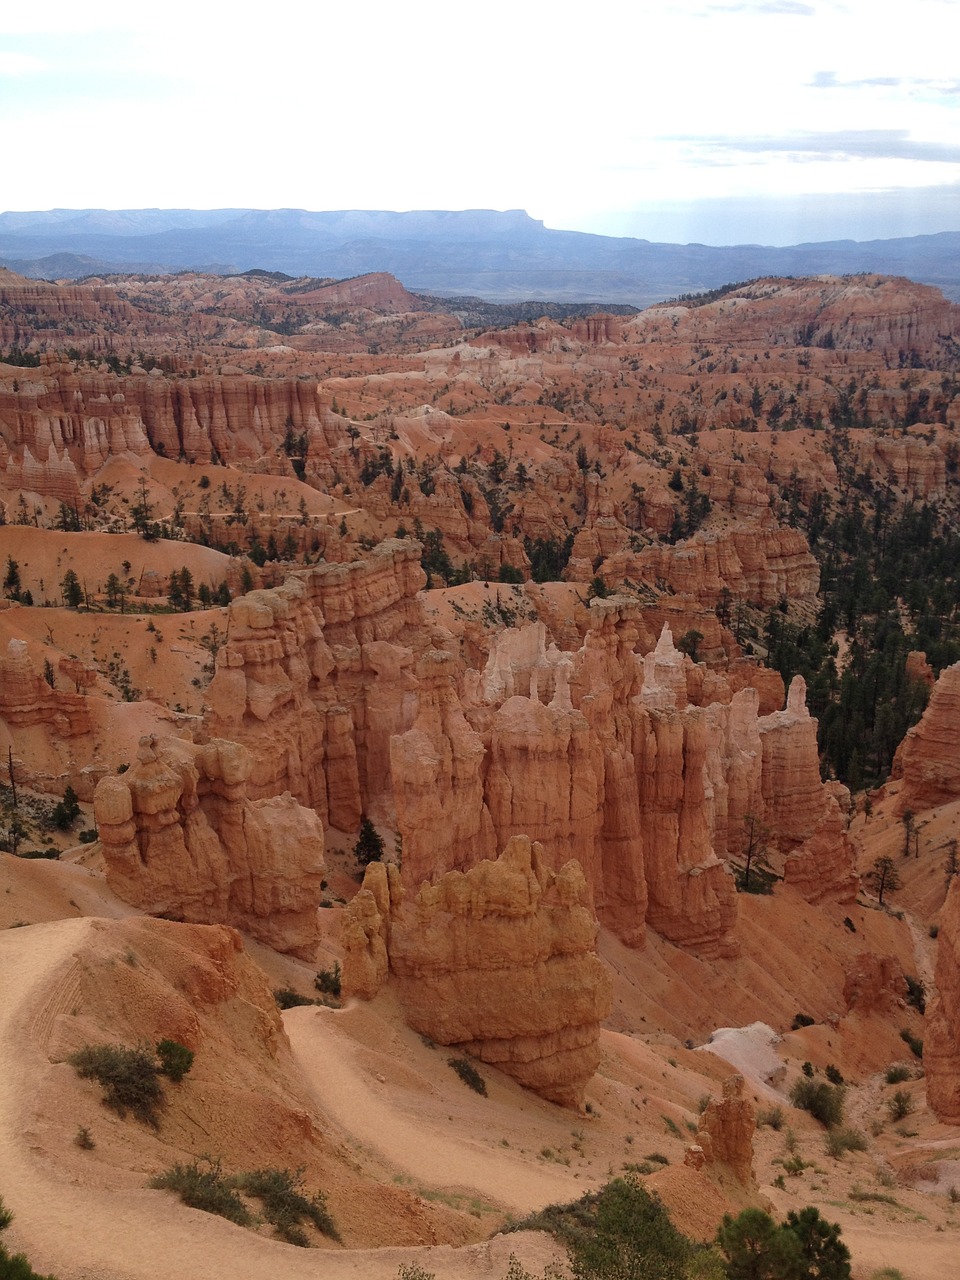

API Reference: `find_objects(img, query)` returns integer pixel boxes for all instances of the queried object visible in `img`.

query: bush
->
[156,1039,193,1083]
[234,1167,339,1244]
[887,1089,914,1121]
[274,987,317,1010]
[884,1064,911,1085]
[315,963,341,998]
[824,1127,868,1159]
[900,1028,923,1059]
[825,1064,844,1085]
[567,1178,693,1280]
[904,975,926,1013]
[790,1077,845,1128]
[78,828,98,844]
[791,1013,815,1030]
[757,1105,785,1131]
[448,1057,487,1096]
[149,1157,251,1225]
[68,1043,165,1127]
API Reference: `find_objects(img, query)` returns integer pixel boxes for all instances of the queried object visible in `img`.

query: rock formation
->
[842,953,907,1015]
[925,876,960,1122]
[0,636,91,738]
[94,733,325,956]
[341,836,612,1107]
[896,661,960,812]
[692,1074,757,1187]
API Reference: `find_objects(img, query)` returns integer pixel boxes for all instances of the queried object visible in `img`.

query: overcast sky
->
[3,0,959,245]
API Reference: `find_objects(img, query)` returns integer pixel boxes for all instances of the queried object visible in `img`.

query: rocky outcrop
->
[693,1074,757,1187]
[204,539,426,825]
[896,662,960,812]
[94,733,325,956]
[625,522,820,609]
[925,876,960,1121]
[341,836,612,1107]
[843,952,907,1014]
[0,636,91,737]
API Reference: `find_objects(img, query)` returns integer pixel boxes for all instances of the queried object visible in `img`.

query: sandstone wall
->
[94,733,325,956]
[342,836,612,1107]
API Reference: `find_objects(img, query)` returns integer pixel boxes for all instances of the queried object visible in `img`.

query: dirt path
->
[0,921,554,1280]
[285,1004,580,1214]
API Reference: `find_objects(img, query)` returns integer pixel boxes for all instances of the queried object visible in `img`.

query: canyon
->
[0,265,959,1279]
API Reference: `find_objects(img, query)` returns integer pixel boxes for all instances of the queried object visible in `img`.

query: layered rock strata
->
[925,876,960,1121]
[341,836,612,1106]
[896,661,960,812]
[93,733,325,956]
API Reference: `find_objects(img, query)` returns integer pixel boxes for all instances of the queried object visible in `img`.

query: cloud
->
[0,50,46,76]
[811,69,960,93]
[705,0,816,13]
[686,130,960,165]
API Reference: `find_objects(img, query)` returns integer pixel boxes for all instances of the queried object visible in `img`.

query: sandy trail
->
[0,921,552,1280]
[286,1005,580,1214]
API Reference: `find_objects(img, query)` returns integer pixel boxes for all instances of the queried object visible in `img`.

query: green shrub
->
[235,1166,339,1244]
[68,1043,165,1127]
[887,1089,914,1121]
[791,1013,815,1030]
[904,975,926,1014]
[78,828,98,844]
[74,1126,95,1150]
[448,1057,487,1096]
[790,1077,845,1128]
[274,987,316,1010]
[900,1028,923,1059]
[757,1105,785,1131]
[884,1064,911,1085]
[315,963,341,998]
[824,1127,868,1159]
[825,1064,844,1085]
[156,1039,193,1083]
[149,1157,251,1225]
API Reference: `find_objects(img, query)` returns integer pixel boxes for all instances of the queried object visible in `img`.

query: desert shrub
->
[78,828,98,844]
[802,1061,814,1077]
[904,974,926,1014]
[315,962,341,998]
[397,1267,436,1280]
[900,1028,923,1059]
[149,1157,251,1224]
[448,1057,487,1096]
[884,1064,911,1085]
[790,1077,845,1128]
[74,1126,95,1150]
[850,1186,900,1207]
[274,987,316,1010]
[791,1013,815,1030]
[68,1043,165,1127]
[887,1089,914,1121]
[757,1105,785,1131]
[824,1127,868,1159]
[825,1064,844,1085]
[156,1039,193,1083]
[566,1177,693,1280]
[644,1152,670,1165]
[870,1271,905,1280]
[235,1166,339,1244]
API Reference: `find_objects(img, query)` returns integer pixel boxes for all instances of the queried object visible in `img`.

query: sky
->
[2,0,959,246]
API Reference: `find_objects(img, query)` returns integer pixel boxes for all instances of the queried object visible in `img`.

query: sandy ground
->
[2,851,960,1280]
